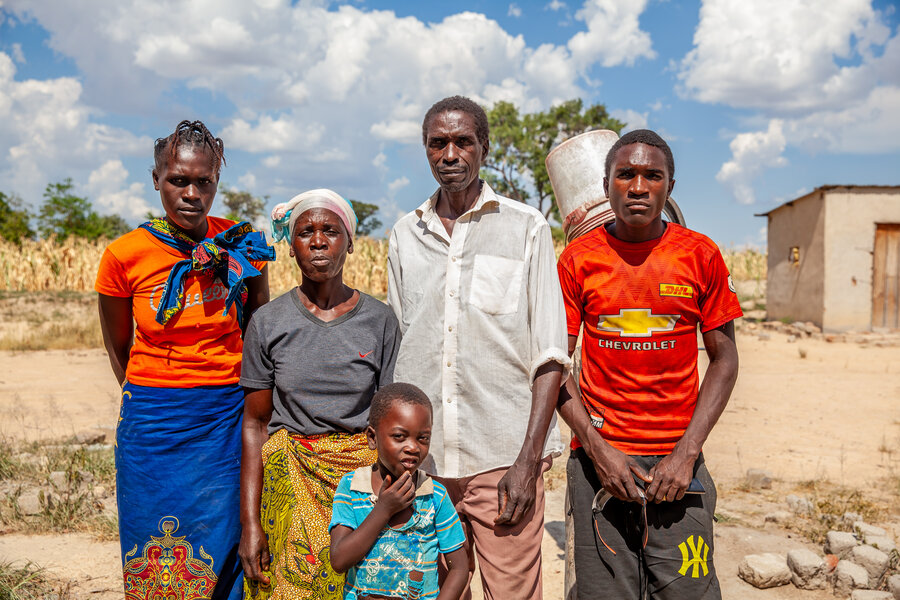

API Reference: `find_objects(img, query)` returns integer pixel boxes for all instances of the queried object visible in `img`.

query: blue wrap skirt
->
[115,382,244,600]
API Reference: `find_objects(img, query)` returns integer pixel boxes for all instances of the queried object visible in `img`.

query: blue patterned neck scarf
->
[139,219,275,326]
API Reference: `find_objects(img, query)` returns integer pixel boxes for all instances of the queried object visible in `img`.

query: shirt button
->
[446,398,452,404]
[451,256,457,262]
[448,325,453,332]
[449,290,455,297]
[446,361,451,367]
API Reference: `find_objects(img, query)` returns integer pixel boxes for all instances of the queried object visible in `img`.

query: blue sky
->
[0,0,898,247]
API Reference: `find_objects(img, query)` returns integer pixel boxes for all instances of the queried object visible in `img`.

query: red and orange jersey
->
[557,224,742,455]
[95,216,266,388]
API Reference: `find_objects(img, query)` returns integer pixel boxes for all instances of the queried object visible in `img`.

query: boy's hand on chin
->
[377,471,416,515]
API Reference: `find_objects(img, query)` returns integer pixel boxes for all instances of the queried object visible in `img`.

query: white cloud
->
[0,0,656,212]
[238,172,258,191]
[508,3,522,17]
[546,0,567,10]
[86,160,150,219]
[0,52,150,210]
[10,43,25,64]
[716,120,787,205]
[681,0,900,204]
[678,0,895,112]
[387,176,410,195]
[568,0,656,70]
[610,108,648,132]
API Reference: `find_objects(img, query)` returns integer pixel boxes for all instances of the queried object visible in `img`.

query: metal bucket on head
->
[546,129,619,244]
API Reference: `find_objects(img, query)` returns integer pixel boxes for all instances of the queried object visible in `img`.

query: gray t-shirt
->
[240,289,401,435]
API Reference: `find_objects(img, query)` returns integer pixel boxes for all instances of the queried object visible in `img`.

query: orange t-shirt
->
[95,216,266,387]
[557,224,742,455]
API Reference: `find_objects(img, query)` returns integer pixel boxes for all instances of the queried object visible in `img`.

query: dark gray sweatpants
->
[567,449,722,600]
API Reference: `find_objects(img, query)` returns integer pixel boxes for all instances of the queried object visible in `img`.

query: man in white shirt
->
[387,95,571,599]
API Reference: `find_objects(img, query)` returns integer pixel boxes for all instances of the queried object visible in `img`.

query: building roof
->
[754,185,900,217]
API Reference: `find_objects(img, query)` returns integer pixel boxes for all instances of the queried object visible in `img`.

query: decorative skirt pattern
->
[245,428,376,600]
[116,382,244,600]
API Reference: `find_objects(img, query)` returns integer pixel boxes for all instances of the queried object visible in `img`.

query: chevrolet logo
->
[597,308,680,338]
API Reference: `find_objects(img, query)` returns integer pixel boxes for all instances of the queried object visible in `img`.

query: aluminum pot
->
[547,129,685,243]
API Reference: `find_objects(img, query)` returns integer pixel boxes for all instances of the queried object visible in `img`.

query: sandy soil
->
[0,326,898,599]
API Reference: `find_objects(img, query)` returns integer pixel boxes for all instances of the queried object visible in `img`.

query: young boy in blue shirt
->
[330,383,468,600]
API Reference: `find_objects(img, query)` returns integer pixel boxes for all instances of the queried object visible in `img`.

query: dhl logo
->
[659,283,694,298]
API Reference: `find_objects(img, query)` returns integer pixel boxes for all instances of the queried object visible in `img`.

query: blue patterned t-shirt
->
[329,467,465,599]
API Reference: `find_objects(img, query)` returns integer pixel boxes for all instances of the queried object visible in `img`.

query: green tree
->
[37,179,130,240]
[482,99,625,221]
[0,191,35,244]
[220,187,266,223]
[350,200,383,237]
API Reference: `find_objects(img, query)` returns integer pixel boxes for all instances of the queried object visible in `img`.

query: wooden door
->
[872,224,900,329]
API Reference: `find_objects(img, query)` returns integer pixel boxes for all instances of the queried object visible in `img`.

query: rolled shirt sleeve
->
[526,220,572,387]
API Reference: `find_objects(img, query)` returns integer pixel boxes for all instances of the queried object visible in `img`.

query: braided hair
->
[153,120,226,175]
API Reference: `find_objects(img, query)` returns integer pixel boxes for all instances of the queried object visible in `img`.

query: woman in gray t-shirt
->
[238,189,400,599]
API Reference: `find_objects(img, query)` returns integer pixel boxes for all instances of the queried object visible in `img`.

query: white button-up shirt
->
[387,182,570,478]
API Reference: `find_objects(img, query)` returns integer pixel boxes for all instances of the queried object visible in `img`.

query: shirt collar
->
[349,465,434,497]
[415,180,500,224]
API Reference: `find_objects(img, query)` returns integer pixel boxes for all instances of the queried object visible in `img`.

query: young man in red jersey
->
[556,129,741,599]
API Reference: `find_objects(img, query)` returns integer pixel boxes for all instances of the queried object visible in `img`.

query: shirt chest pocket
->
[470,255,524,315]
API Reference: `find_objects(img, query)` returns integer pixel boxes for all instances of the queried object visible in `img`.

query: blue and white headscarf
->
[270,189,357,243]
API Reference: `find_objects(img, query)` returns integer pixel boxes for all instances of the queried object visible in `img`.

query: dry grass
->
[0,560,72,600]
[0,438,118,541]
[722,247,767,283]
[0,237,766,297]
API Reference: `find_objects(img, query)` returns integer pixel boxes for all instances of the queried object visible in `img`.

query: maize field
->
[0,237,766,296]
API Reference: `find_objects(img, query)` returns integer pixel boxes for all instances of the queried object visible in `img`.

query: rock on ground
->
[787,548,827,590]
[889,574,900,600]
[855,522,887,538]
[848,545,890,589]
[850,591,893,600]
[832,560,870,598]
[866,536,897,554]
[826,531,860,557]
[738,553,791,589]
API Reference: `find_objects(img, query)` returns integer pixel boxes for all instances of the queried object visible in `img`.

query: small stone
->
[850,591,892,600]
[745,309,766,321]
[786,494,814,515]
[16,490,42,515]
[787,335,798,343]
[843,512,863,526]
[764,320,784,330]
[787,548,826,590]
[825,531,860,557]
[804,321,821,334]
[92,484,107,498]
[832,560,869,597]
[740,299,756,311]
[765,510,794,524]
[825,554,840,572]
[757,332,771,341]
[826,334,837,343]
[738,553,791,589]
[745,468,773,489]
[73,432,106,445]
[865,536,897,554]
[848,545,889,588]
[887,574,900,599]
[49,471,68,490]
[855,522,887,538]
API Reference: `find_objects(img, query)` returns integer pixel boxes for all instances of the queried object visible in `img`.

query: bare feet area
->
[0,326,897,599]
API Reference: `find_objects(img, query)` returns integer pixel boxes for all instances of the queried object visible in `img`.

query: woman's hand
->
[239,521,270,584]
[375,471,415,517]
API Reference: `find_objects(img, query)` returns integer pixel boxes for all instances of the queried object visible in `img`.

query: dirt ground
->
[0,326,898,599]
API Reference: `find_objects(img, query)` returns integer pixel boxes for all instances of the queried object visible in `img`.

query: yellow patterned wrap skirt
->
[245,428,376,600]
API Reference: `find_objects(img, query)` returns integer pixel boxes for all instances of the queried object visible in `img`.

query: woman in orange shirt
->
[95,120,274,600]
